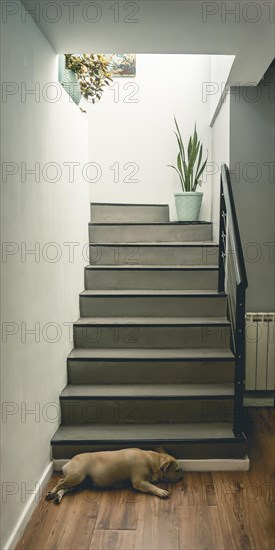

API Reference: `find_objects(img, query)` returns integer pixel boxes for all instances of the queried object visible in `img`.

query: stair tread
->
[61,383,234,399]
[89,222,212,226]
[85,264,218,270]
[68,348,234,360]
[89,241,218,246]
[80,290,226,297]
[51,423,240,443]
[90,202,169,207]
[74,316,230,325]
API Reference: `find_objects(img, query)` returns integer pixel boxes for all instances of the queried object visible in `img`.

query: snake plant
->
[168,117,208,192]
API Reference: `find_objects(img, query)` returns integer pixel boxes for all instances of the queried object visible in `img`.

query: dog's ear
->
[160,456,174,472]
[154,446,168,455]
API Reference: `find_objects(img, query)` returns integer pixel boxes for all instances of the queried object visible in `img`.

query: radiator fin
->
[245,313,275,391]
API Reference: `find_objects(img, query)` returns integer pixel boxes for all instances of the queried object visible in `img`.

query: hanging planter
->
[58,55,82,106]
[62,71,82,106]
[168,118,208,222]
[59,53,113,108]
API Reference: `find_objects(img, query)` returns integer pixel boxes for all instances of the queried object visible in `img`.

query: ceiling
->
[21,0,275,85]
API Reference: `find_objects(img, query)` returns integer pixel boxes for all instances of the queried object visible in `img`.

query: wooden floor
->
[17,409,275,550]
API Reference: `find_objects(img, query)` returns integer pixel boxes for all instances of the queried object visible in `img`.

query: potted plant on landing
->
[168,117,208,221]
[59,54,113,107]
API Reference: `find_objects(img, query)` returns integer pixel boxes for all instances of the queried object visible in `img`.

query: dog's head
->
[155,449,183,483]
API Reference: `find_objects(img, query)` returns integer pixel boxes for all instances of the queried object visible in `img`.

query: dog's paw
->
[158,489,170,498]
[54,495,62,504]
[45,492,55,501]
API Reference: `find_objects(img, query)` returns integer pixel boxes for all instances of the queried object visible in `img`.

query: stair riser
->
[89,224,212,243]
[84,269,218,290]
[90,204,170,223]
[89,245,218,266]
[51,440,246,460]
[60,398,234,425]
[67,360,235,385]
[73,325,231,349]
[79,296,227,317]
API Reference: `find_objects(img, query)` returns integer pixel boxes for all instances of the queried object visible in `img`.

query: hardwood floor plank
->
[95,487,140,530]
[214,470,273,550]
[89,529,136,550]
[178,505,224,550]
[45,511,96,550]
[15,493,64,550]
[16,475,101,550]
[246,409,275,484]
[134,484,179,550]
[177,472,218,506]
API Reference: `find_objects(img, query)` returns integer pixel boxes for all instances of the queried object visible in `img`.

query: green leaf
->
[195,155,208,184]
[195,143,203,181]
[193,123,198,148]
[168,164,184,190]
[186,142,200,191]
[177,152,184,180]
[174,117,185,162]
[174,133,185,171]
[187,136,193,162]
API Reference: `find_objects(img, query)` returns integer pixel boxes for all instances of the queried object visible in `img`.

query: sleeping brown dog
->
[46,447,183,503]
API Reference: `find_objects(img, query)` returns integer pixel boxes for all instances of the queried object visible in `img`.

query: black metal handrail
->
[218,164,248,437]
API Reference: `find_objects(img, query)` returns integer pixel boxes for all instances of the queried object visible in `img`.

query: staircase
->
[51,202,247,466]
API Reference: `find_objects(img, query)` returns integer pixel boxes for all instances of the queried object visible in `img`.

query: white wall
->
[211,94,231,241]
[0,6,89,548]
[211,67,275,311]
[229,68,275,311]
[209,55,235,123]
[87,54,212,221]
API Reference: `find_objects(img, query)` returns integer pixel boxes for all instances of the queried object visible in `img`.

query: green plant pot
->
[174,192,203,221]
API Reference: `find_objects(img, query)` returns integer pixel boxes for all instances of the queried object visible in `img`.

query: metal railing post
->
[234,284,246,436]
[218,176,226,293]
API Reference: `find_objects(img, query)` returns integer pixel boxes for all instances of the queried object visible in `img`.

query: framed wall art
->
[105,54,136,77]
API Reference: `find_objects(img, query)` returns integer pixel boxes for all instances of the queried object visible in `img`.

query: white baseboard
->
[4,462,53,550]
[54,456,250,473]
[178,456,250,471]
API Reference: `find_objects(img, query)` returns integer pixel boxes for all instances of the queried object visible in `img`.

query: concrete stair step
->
[90,203,170,223]
[51,423,247,460]
[79,290,227,317]
[73,317,231,349]
[60,383,234,425]
[84,265,218,290]
[89,242,219,265]
[68,347,234,360]
[61,383,234,398]
[89,222,212,243]
[67,347,235,385]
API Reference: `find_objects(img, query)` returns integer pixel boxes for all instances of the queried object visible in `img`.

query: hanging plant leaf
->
[65,53,113,106]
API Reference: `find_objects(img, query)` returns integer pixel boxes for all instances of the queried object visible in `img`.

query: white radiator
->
[245,313,275,390]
